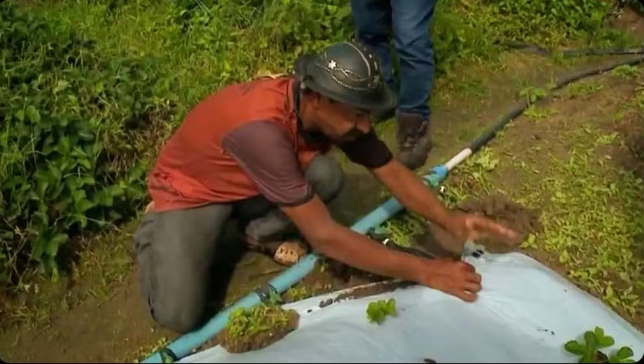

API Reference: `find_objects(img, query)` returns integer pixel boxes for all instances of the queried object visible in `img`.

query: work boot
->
[397,112,433,170]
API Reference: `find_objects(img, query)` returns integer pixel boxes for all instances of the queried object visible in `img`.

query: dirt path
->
[2,31,643,364]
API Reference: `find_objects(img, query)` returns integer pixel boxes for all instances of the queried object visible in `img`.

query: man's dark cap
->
[293,41,397,118]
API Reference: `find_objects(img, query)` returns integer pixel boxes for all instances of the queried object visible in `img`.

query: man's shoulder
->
[225,75,294,98]
[212,76,294,119]
[221,121,301,181]
[223,120,295,152]
[182,76,295,136]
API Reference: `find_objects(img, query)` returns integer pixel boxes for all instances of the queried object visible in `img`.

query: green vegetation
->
[218,303,299,353]
[0,0,641,362]
[133,337,170,363]
[0,4,172,287]
[1,4,643,360]
[438,70,644,327]
[226,305,292,340]
[565,327,636,363]
[610,65,642,80]
[373,213,427,248]
[1,0,637,292]
[285,286,312,301]
[366,298,397,325]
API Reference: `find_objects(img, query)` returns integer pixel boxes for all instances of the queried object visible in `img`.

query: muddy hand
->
[445,212,521,246]
[420,259,482,302]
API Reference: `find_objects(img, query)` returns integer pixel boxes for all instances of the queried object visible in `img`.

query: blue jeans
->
[350,0,436,119]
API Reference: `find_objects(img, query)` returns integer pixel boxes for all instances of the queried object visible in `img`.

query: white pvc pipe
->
[445,148,472,171]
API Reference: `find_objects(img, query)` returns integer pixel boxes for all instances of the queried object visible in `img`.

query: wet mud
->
[318,280,416,308]
[407,194,543,257]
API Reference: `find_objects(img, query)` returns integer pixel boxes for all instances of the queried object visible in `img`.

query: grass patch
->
[132,337,170,363]
[565,80,605,98]
[217,304,300,353]
[524,127,644,319]
[0,223,135,331]
[284,285,312,302]
[524,105,558,122]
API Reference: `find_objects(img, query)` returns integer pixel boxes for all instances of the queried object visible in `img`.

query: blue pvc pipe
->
[141,165,448,363]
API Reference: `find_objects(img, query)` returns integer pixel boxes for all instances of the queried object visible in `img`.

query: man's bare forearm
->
[311,223,432,284]
[372,160,454,230]
[280,194,433,284]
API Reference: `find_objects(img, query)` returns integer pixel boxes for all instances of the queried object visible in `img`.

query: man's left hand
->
[443,212,522,247]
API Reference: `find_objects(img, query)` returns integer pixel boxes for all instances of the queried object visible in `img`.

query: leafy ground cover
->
[437,64,644,329]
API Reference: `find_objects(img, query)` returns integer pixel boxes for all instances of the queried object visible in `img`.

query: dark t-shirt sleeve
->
[221,121,314,206]
[338,129,393,169]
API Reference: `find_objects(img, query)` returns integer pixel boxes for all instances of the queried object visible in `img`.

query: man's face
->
[310,95,372,143]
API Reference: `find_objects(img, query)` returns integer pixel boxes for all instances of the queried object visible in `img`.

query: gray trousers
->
[133,155,344,333]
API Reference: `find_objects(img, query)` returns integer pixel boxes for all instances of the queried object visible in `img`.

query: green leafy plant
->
[220,302,299,353]
[226,305,290,339]
[564,327,636,363]
[524,105,557,121]
[520,86,549,105]
[483,0,628,47]
[377,213,427,248]
[286,286,311,301]
[0,3,174,286]
[366,298,397,325]
[610,65,641,80]
[268,289,283,305]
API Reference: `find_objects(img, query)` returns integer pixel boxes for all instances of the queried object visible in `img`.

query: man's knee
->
[149,295,205,334]
[133,205,232,334]
[305,155,345,202]
[138,252,210,333]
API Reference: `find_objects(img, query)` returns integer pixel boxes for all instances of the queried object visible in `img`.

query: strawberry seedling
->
[564,326,636,363]
[218,303,299,353]
[366,298,398,325]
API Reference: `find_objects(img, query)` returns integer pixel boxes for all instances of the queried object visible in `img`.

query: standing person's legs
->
[133,203,233,333]
[234,154,344,265]
[391,0,437,170]
[350,0,395,111]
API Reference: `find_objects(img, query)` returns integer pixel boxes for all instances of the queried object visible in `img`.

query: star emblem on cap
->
[328,60,337,69]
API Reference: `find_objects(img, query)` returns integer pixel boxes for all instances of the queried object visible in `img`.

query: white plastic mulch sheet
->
[179,250,644,363]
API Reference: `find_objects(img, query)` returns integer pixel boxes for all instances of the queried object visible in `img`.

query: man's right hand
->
[417,259,483,302]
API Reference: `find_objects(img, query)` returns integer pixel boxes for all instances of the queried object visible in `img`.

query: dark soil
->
[333,280,415,302]
[412,222,467,258]
[216,307,299,354]
[408,194,544,257]
[614,113,644,179]
[319,280,415,308]
[456,194,544,252]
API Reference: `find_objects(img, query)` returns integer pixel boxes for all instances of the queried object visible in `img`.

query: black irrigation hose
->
[503,42,644,58]
[469,56,644,153]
